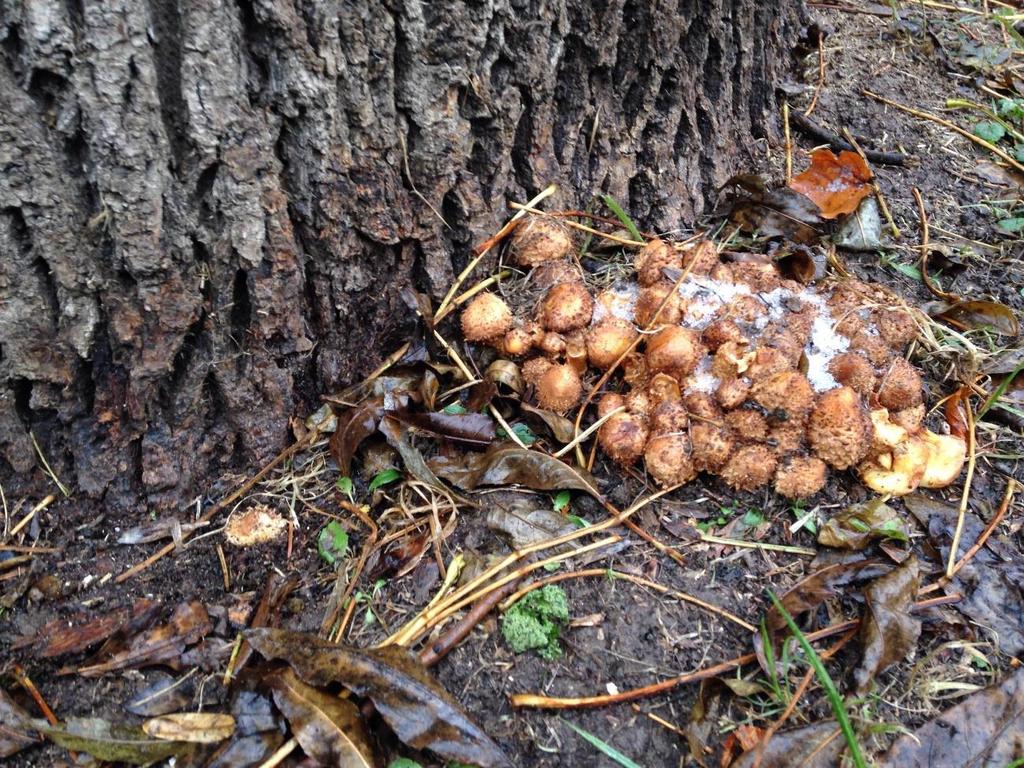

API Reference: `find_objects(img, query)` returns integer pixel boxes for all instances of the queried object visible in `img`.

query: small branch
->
[789,112,907,166]
[947,386,978,578]
[804,29,826,117]
[912,187,958,302]
[950,477,1016,577]
[418,577,523,667]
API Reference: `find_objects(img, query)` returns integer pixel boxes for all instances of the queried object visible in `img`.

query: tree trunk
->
[0,0,805,507]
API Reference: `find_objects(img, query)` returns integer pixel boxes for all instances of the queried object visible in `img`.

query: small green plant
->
[552,490,571,513]
[387,759,422,768]
[336,475,354,502]
[317,521,349,566]
[697,503,740,533]
[496,422,537,445]
[442,402,468,415]
[790,501,817,535]
[562,719,642,768]
[354,578,389,627]
[502,585,569,659]
[368,468,402,493]
[768,591,867,768]
[601,194,644,243]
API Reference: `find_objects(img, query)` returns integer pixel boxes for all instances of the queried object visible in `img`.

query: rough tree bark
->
[0,0,804,508]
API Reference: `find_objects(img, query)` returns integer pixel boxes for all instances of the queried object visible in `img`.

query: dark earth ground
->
[3,3,1024,767]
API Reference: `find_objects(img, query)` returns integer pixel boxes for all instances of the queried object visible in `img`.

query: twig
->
[500,567,756,632]
[947,386,977,578]
[216,544,230,590]
[115,434,315,583]
[912,187,958,301]
[784,101,794,185]
[698,532,817,556]
[6,494,56,541]
[419,576,523,666]
[508,202,646,248]
[842,128,900,239]
[257,737,297,768]
[552,406,625,459]
[436,184,556,319]
[13,665,58,725]
[863,90,1024,176]
[789,112,907,166]
[951,478,1016,577]
[804,29,826,117]
[511,595,959,709]
[29,432,70,498]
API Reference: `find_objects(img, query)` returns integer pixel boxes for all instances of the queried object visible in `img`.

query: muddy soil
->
[2,4,1023,767]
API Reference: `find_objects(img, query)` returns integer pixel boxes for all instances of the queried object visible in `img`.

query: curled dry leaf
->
[730,721,844,768]
[817,499,909,550]
[925,299,1020,337]
[329,396,386,475]
[246,628,513,768]
[392,410,496,446]
[789,148,874,219]
[34,717,189,765]
[721,174,824,244]
[378,415,444,489]
[429,443,600,497]
[486,502,576,550]
[266,667,375,768]
[13,598,160,658]
[142,713,235,744]
[854,556,921,694]
[224,504,287,547]
[765,559,879,633]
[519,403,577,443]
[882,666,1024,766]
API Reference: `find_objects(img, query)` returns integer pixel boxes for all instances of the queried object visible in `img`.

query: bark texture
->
[0,0,804,506]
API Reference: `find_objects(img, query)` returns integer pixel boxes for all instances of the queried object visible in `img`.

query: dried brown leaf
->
[34,717,190,764]
[926,299,1020,337]
[765,559,879,632]
[790,149,874,219]
[429,443,600,497]
[124,672,194,717]
[14,598,160,658]
[854,556,921,694]
[393,410,496,446]
[519,403,577,443]
[486,503,576,550]
[882,666,1024,766]
[266,667,375,768]
[246,628,513,767]
[721,174,824,244]
[818,499,909,550]
[378,415,445,488]
[329,397,386,475]
[730,721,844,767]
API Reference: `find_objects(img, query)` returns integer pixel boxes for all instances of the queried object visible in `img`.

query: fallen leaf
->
[0,688,37,758]
[369,530,431,580]
[925,299,1020,337]
[519,404,577,443]
[34,717,189,764]
[378,415,445,489]
[983,345,1024,375]
[818,499,909,550]
[730,721,844,767]
[765,560,880,632]
[393,410,496,446]
[486,502,576,550]
[720,175,824,244]
[329,397,386,475]
[854,556,921,694]
[790,149,874,219]
[77,601,212,677]
[142,713,235,744]
[246,628,513,768]
[904,494,1024,656]
[429,443,600,497]
[14,598,160,658]
[881,666,1024,766]
[466,379,500,410]
[485,360,524,396]
[266,667,375,768]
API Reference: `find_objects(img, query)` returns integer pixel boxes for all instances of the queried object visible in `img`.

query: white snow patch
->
[593,281,639,324]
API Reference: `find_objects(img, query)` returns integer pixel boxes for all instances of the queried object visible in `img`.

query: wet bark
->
[0,0,804,507]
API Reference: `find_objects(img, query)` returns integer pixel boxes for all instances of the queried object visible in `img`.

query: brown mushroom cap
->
[702,318,747,351]
[721,444,777,490]
[461,292,512,342]
[537,331,567,358]
[774,455,827,499]
[644,433,696,487]
[531,260,584,290]
[535,363,583,412]
[598,392,626,417]
[634,282,685,327]
[745,347,794,382]
[751,370,816,420]
[585,318,638,369]
[510,218,574,266]
[650,401,689,434]
[716,377,751,410]
[648,373,682,405]
[807,386,873,469]
[634,239,682,286]
[873,307,918,349]
[500,327,535,356]
[769,419,807,455]
[849,331,892,367]
[625,389,652,418]
[876,357,924,411]
[828,352,877,395]
[681,240,720,276]
[711,341,754,379]
[540,282,595,333]
[724,408,769,442]
[646,326,704,378]
[891,403,925,432]
[522,356,554,387]
[721,294,768,323]
[684,392,721,421]
[597,394,649,465]
[690,422,733,472]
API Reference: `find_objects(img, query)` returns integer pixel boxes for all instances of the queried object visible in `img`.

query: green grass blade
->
[601,194,644,243]
[767,591,867,768]
[561,719,643,768]
[977,357,1024,419]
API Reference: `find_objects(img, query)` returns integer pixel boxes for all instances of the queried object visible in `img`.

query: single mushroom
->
[648,372,682,405]
[720,444,777,490]
[807,386,873,469]
[646,326,705,379]
[724,408,769,442]
[585,318,638,369]
[873,307,918,349]
[876,357,924,411]
[539,281,595,333]
[716,377,750,410]
[461,292,512,342]
[751,370,816,420]
[828,352,877,395]
[634,281,685,327]
[535,363,583,412]
[774,454,827,499]
[634,239,682,286]
[597,393,649,465]
[509,218,574,266]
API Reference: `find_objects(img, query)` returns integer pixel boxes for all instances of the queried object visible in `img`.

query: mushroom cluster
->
[460,219,967,498]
